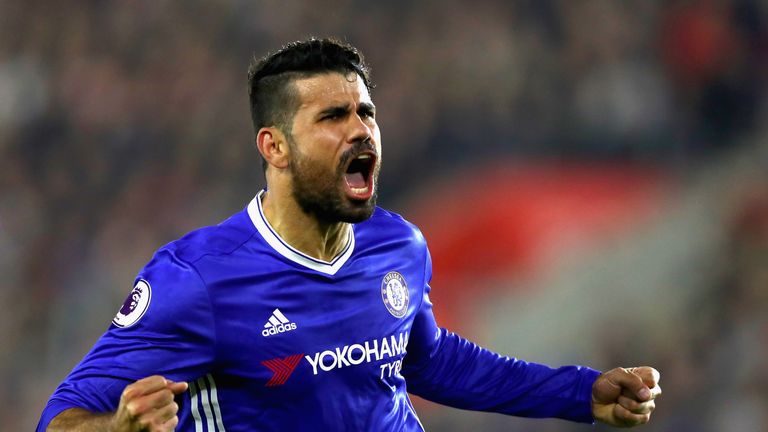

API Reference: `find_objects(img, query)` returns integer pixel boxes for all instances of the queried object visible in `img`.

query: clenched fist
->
[112,375,188,432]
[592,367,662,427]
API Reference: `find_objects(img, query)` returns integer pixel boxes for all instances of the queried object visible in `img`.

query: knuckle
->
[166,416,180,431]
[137,415,152,428]
[157,415,179,432]
[143,375,163,387]
[157,390,170,404]
[618,395,636,409]
[635,402,652,414]
[163,389,175,402]
[125,402,139,417]
[121,385,136,401]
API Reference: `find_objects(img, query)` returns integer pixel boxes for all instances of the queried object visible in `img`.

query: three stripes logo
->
[262,354,304,386]
[262,308,297,337]
[189,374,227,431]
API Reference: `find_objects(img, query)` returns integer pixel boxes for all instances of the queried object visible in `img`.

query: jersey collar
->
[247,190,355,275]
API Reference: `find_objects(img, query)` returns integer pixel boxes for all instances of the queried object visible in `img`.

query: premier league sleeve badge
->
[112,279,152,328]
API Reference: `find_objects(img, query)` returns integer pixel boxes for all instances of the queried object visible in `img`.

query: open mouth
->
[343,152,376,200]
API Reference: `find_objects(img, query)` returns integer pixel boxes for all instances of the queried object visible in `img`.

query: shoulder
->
[135,208,255,295]
[357,207,427,247]
[159,208,257,265]
[113,208,255,330]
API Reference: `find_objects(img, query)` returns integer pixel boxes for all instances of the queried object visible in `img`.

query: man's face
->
[285,72,381,223]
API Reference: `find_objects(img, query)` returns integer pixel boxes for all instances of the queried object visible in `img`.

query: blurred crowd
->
[0,0,766,430]
[604,184,768,432]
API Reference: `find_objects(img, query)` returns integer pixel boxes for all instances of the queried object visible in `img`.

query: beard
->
[288,140,379,224]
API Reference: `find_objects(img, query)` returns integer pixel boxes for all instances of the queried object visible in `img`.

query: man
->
[39,38,660,432]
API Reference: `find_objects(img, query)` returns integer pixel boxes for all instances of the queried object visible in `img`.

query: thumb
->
[595,368,651,403]
[166,380,189,395]
[592,374,621,404]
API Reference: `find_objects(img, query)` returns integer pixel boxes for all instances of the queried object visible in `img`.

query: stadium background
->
[1,1,767,430]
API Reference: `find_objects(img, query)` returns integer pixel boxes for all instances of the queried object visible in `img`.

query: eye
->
[319,108,347,122]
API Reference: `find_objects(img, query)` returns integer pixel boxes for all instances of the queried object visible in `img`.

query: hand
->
[592,366,661,427]
[112,375,188,432]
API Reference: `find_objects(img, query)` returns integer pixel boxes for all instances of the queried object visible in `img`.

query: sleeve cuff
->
[37,399,82,432]
[575,368,602,424]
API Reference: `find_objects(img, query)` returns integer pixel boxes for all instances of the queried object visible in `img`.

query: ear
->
[256,127,290,170]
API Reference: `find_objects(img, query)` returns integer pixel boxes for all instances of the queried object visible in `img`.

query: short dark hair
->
[248,38,373,168]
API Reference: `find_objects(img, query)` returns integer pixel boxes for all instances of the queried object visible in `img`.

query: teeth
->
[351,186,369,194]
[356,155,371,160]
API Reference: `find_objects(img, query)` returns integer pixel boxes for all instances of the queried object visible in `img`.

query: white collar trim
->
[247,190,354,275]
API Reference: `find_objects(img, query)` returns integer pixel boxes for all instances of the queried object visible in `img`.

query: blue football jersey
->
[38,190,600,431]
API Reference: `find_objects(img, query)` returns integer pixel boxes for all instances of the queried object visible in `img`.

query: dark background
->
[1,1,767,430]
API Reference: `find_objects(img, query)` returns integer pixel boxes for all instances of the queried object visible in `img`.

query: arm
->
[38,250,216,431]
[47,409,112,432]
[401,248,599,422]
[402,299,599,422]
[402,248,661,425]
[47,377,187,432]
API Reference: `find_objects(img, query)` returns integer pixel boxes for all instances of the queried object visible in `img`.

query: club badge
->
[381,271,409,318]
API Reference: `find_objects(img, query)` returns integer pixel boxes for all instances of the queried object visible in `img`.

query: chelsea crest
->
[381,271,409,318]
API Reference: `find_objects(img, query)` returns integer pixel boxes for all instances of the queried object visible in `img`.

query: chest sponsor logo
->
[261,354,304,386]
[262,332,409,386]
[262,308,297,337]
[381,271,409,318]
[113,279,152,328]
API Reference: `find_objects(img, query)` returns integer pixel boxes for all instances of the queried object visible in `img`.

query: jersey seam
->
[417,241,428,324]
[184,262,219,369]
[182,228,260,365]
[185,227,259,263]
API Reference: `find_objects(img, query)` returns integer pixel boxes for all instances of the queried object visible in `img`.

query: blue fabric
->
[38,193,599,431]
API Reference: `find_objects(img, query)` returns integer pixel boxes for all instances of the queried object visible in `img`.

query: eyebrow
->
[316,102,376,119]
[359,101,376,114]
[318,104,351,118]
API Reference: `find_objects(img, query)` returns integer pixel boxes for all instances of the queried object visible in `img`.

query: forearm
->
[403,328,599,422]
[47,408,114,432]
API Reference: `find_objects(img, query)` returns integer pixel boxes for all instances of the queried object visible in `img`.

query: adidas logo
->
[262,308,297,337]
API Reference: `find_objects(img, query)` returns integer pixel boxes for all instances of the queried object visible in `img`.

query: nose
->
[347,113,373,144]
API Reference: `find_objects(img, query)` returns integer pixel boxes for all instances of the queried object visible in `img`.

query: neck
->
[260,189,350,262]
